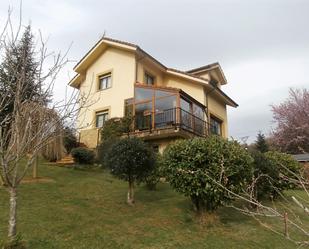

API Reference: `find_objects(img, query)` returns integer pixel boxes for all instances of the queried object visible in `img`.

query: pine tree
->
[0,25,46,124]
[255,132,269,153]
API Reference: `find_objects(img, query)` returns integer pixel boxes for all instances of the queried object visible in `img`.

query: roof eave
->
[68,74,82,88]
[187,63,228,85]
[166,69,209,85]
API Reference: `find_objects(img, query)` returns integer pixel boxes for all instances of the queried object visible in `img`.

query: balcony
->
[126,83,209,139]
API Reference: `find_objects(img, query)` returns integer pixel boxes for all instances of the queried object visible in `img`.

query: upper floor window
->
[145,72,155,85]
[96,110,109,128]
[210,115,222,136]
[99,73,111,90]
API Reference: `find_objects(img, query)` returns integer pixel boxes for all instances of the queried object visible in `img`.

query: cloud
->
[0,0,308,141]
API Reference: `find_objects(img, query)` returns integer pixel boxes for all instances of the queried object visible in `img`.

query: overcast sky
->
[1,0,308,143]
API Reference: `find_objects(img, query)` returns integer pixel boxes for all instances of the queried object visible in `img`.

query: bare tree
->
[0,9,94,242]
[211,162,309,247]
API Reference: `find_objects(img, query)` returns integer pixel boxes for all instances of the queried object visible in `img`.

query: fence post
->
[284,212,289,238]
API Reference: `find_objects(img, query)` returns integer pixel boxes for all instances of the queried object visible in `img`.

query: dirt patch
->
[21,177,55,184]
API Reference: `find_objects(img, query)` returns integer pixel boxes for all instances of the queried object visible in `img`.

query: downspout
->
[133,51,147,131]
[204,83,216,135]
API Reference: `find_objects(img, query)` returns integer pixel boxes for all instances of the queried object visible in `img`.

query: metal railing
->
[134,107,208,137]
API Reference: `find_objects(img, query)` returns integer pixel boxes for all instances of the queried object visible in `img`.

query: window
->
[210,116,222,135]
[99,73,111,90]
[135,87,153,102]
[152,145,159,153]
[124,98,134,116]
[145,72,155,85]
[96,110,109,128]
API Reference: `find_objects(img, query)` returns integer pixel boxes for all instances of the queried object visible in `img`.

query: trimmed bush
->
[163,136,253,214]
[71,147,95,164]
[97,116,133,165]
[104,137,155,205]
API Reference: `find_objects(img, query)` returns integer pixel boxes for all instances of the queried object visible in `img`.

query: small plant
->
[71,147,95,164]
[0,234,26,249]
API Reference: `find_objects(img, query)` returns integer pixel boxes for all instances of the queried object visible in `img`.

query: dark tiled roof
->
[103,37,139,48]
[293,154,309,162]
[186,62,220,73]
[167,68,209,81]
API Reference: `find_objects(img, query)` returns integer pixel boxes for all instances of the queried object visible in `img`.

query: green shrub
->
[97,138,120,166]
[105,137,155,204]
[251,151,279,200]
[100,116,132,141]
[63,127,78,153]
[144,153,164,190]
[163,136,253,214]
[71,147,95,164]
[251,151,300,201]
[97,116,133,165]
[265,151,300,189]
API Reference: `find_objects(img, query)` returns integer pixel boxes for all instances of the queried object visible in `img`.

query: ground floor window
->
[96,110,109,128]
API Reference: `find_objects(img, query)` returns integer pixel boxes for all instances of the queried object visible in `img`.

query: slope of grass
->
[0,163,303,248]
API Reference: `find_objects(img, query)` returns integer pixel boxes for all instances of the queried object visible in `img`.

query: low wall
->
[79,129,100,149]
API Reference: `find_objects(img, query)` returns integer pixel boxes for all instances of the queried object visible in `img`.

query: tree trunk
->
[8,187,17,240]
[33,154,38,179]
[127,180,135,205]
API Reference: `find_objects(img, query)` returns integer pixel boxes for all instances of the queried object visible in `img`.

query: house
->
[69,37,238,152]
[293,154,309,166]
[293,154,309,179]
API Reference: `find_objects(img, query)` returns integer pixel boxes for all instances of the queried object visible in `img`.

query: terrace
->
[125,83,209,139]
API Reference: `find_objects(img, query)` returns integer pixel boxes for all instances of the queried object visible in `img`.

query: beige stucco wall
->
[207,93,228,137]
[164,75,205,105]
[136,62,229,138]
[136,59,164,85]
[193,71,223,89]
[76,46,230,148]
[77,47,136,147]
[147,137,182,154]
[79,129,100,149]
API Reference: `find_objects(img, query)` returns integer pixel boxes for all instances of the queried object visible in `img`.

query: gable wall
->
[77,46,136,131]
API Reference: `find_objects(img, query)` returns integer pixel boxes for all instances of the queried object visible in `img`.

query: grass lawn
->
[0,162,306,249]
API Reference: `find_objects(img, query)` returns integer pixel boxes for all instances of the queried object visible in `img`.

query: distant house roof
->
[292,154,309,162]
